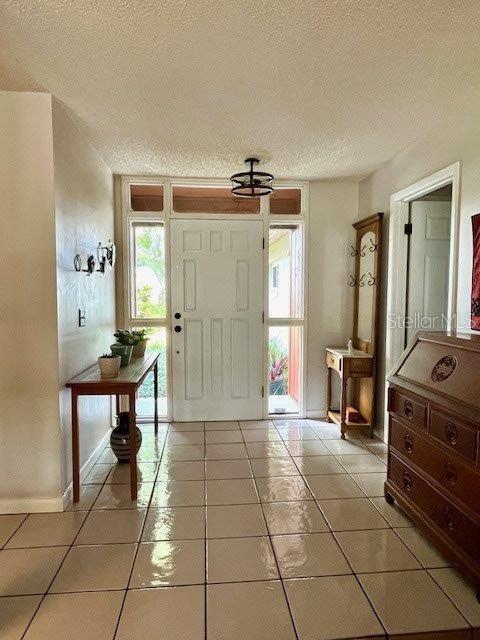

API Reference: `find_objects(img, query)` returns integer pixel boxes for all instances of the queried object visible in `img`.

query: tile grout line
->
[111,418,171,640]
[273,425,390,638]
[387,524,474,633]
[6,420,469,640]
[240,423,302,640]
[0,513,29,551]
[19,430,122,640]
[270,425,389,638]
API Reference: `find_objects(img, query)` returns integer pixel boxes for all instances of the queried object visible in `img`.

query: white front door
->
[406,200,451,345]
[171,219,264,421]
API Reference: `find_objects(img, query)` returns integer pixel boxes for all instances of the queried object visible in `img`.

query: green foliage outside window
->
[135,226,166,318]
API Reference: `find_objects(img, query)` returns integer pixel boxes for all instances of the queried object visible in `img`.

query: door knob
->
[174,312,181,319]
[174,325,182,333]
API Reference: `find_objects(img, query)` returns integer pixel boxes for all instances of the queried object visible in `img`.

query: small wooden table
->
[66,353,160,502]
[325,347,373,439]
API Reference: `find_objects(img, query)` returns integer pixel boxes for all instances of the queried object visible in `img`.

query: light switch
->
[78,309,86,327]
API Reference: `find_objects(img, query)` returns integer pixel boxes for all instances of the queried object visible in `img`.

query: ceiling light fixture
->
[230,157,274,197]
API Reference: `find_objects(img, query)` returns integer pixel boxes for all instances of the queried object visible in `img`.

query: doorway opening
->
[121,178,308,422]
[404,184,453,347]
[385,162,460,438]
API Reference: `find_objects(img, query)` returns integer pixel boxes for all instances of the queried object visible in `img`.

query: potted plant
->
[114,329,148,359]
[268,336,288,395]
[98,353,121,378]
[131,329,148,357]
[110,343,133,367]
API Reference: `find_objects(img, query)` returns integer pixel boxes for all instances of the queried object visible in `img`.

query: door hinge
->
[262,311,265,323]
[262,237,265,250]
[404,222,413,235]
[261,385,265,398]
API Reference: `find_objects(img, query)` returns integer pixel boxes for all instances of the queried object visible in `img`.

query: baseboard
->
[62,429,111,510]
[0,496,66,514]
[0,429,111,515]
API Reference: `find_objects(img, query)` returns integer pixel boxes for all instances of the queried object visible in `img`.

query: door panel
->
[406,200,451,345]
[171,219,264,420]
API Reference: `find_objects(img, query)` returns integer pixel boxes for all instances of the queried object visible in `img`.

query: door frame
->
[119,175,309,421]
[385,161,460,429]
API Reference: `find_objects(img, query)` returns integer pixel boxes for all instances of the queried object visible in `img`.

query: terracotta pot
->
[132,339,148,358]
[98,356,121,378]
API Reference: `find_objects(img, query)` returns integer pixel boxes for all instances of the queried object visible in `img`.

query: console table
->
[325,347,374,438]
[66,352,160,502]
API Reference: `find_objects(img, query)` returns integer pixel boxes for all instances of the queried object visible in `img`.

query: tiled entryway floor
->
[1,419,480,639]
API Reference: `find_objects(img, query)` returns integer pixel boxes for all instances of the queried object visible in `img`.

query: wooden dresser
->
[386,331,480,599]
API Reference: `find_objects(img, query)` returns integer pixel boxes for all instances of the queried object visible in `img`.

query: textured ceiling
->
[1,1,480,179]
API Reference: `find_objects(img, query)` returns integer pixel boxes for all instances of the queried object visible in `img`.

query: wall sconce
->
[74,241,116,275]
[74,254,96,275]
[98,240,116,270]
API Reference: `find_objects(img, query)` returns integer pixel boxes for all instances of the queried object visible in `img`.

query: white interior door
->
[171,219,264,421]
[406,200,451,345]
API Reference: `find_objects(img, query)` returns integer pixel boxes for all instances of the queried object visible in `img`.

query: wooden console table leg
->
[129,392,138,501]
[340,376,348,439]
[325,366,332,422]
[154,361,158,435]
[71,390,80,503]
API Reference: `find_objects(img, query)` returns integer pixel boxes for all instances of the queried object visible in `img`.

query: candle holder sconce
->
[74,241,116,276]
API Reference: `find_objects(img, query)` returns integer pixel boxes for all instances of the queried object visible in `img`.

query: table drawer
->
[389,453,480,563]
[326,351,341,373]
[389,416,480,513]
[389,387,427,430]
[429,409,478,465]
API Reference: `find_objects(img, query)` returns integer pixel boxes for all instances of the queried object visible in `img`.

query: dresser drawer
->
[388,453,480,562]
[389,417,480,513]
[429,409,478,465]
[389,387,427,430]
[326,351,341,373]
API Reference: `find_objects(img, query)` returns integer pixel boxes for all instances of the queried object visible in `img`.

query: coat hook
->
[359,273,366,287]
[349,274,357,287]
[360,244,367,257]
[367,271,376,286]
[350,245,358,257]
[368,238,378,252]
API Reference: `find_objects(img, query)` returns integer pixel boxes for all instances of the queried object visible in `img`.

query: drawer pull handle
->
[403,471,413,491]
[445,421,459,445]
[444,462,457,485]
[404,400,414,419]
[403,433,414,453]
[443,506,456,532]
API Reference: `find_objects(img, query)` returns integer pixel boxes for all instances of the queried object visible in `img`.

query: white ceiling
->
[1,1,480,180]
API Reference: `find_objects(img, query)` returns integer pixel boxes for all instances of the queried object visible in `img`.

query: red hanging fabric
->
[471,213,480,330]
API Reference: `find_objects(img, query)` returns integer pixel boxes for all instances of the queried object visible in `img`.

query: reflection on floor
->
[1,419,479,639]
[136,397,167,419]
[268,394,299,415]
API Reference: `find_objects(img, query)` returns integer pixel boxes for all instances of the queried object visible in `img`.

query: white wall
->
[52,101,116,492]
[0,92,116,512]
[307,181,358,416]
[359,106,480,436]
[0,92,62,512]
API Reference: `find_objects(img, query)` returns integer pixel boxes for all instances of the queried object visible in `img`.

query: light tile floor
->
[1,419,479,639]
